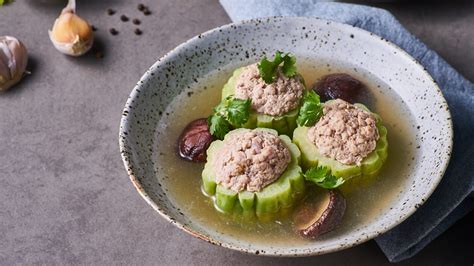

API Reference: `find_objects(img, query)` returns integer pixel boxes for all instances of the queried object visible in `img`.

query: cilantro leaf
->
[226,97,251,126]
[208,96,252,139]
[317,174,346,189]
[281,53,297,77]
[258,51,283,84]
[0,0,13,6]
[303,166,345,189]
[304,166,330,183]
[297,90,324,127]
[212,101,226,116]
[208,114,231,140]
[257,51,297,84]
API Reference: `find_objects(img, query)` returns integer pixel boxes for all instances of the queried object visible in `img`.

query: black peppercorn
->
[143,8,151,15]
[134,28,143,35]
[137,4,145,11]
[109,28,119,35]
[132,18,141,25]
[107,9,115,15]
[120,15,129,22]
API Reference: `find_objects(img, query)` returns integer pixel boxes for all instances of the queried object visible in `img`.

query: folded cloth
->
[220,0,474,262]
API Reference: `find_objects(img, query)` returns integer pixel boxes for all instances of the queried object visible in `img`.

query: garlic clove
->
[0,36,28,92]
[48,0,93,56]
[0,59,11,88]
[6,37,28,79]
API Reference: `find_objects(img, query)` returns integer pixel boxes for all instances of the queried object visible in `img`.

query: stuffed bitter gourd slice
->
[292,103,388,181]
[221,67,302,136]
[202,128,305,217]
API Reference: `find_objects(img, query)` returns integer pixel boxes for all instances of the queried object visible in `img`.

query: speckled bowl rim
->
[119,16,453,257]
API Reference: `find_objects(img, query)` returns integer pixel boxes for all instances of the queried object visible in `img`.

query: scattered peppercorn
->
[91,25,97,31]
[109,28,119,35]
[132,18,141,25]
[105,5,151,36]
[120,15,129,22]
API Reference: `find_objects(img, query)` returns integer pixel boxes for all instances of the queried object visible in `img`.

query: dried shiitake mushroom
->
[294,189,346,239]
[312,73,364,103]
[177,118,213,162]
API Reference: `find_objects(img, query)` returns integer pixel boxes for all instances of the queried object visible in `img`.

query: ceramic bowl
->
[119,17,452,256]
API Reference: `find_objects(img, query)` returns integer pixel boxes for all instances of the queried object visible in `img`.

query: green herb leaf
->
[226,97,251,126]
[208,114,231,140]
[208,96,252,139]
[258,51,283,84]
[257,51,297,84]
[304,166,330,183]
[0,0,13,6]
[281,53,297,77]
[303,166,345,189]
[212,101,227,116]
[317,174,346,189]
[297,90,324,127]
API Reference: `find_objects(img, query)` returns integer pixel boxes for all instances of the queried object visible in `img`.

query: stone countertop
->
[0,0,472,265]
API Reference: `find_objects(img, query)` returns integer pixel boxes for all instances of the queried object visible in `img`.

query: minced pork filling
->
[307,99,379,165]
[234,63,305,116]
[213,129,291,193]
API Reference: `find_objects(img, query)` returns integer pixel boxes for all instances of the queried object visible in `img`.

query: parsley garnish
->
[257,51,297,84]
[208,96,251,139]
[303,166,345,189]
[296,90,324,127]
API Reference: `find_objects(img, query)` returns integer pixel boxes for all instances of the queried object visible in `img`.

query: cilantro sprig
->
[208,96,251,139]
[303,166,345,189]
[296,90,324,127]
[257,51,297,84]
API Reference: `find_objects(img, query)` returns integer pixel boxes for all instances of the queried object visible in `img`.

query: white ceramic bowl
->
[119,17,452,256]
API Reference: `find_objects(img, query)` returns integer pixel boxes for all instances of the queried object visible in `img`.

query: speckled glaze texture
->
[119,17,452,256]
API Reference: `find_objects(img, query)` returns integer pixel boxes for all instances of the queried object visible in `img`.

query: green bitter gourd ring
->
[292,103,388,182]
[221,67,303,136]
[202,128,305,217]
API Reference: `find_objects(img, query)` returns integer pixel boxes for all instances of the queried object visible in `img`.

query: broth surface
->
[154,59,418,245]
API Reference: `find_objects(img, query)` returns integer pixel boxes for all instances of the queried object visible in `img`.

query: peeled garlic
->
[48,0,93,56]
[0,36,28,92]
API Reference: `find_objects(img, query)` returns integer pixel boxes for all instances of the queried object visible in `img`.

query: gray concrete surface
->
[0,0,472,265]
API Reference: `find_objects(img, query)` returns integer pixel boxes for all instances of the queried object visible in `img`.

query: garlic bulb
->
[48,0,93,56]
[0,36,28,92]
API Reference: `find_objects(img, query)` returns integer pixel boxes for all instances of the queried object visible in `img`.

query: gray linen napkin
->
[219,0,474,262]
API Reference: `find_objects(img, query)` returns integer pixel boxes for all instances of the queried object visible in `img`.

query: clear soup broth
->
[154,59,417,245]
